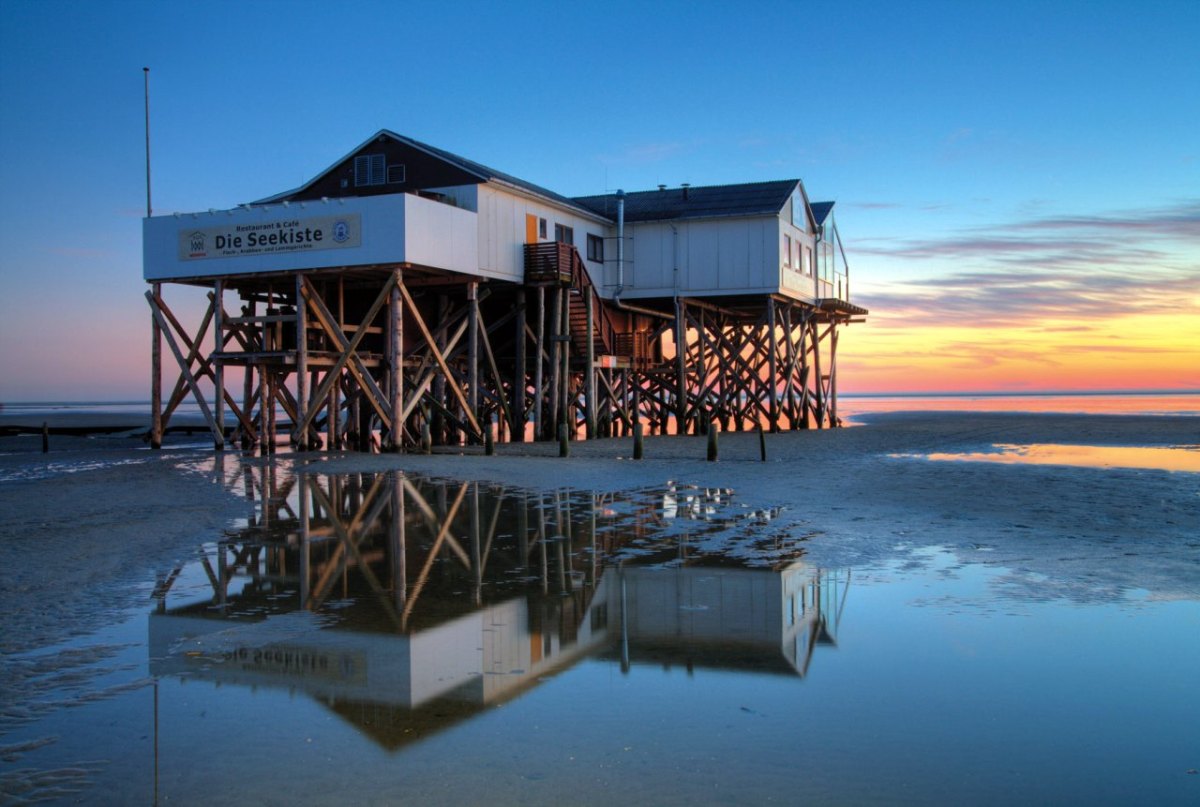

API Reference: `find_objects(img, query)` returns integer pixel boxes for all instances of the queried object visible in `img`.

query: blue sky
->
[1,0,1197,399]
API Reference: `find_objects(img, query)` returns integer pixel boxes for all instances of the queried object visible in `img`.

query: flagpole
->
[143,67,152,217]
[145,66,163,449]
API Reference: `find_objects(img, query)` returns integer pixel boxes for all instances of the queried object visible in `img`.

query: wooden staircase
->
[524,242,617,359]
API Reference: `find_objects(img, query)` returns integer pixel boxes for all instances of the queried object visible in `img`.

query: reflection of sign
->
[215,644,368,684]
[179,213,361,260]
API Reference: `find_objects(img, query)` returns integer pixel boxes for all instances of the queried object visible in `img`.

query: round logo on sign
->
[332,220,350,243]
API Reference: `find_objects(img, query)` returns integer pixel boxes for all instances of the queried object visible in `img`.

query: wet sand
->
[1,411,1198,656]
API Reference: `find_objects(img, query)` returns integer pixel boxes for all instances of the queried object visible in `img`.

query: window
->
[354,154,386,187]
[538,218,547,239]
[791,188,805,229]
[587,233,604,263]
[386,163,406,184]
[803,245,813,276]
[554,223,574,244]
[783,235,792,267]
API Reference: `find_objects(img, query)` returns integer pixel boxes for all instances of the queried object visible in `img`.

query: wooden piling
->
[388,269,404,452]
[513,289,527,442]
[150,283,162,449]
[213,279,226,450]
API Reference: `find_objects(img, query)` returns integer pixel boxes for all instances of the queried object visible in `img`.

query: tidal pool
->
[3,468,1197,805]
[893,442,1200,473]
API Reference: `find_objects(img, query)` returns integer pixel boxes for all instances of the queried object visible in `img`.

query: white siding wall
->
[475,184,612,285]
[620,215,825,301]
[779,211,818,300]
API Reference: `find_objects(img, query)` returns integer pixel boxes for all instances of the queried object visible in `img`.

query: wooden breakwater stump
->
[485,426,495,456]
[633,423,644,460]
[707,424,719,462]
[758,423,767,462]
[558,423,569,458]
[42,422,49,454]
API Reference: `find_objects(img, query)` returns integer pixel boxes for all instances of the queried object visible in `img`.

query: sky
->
[0,0,1197,400]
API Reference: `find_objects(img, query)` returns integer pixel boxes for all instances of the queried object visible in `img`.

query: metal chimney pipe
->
[616,189,625,293]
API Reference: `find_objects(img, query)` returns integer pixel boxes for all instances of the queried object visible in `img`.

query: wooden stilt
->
[534,286,545,441]
[549,288,561,440]
[145,291,224,447]
[829,326,839,427]
[513,289,527,442]
[560,286,570,437]
[674,298,687,435]
[585,292,596,439]
[811,318,825,429]
[293,274,307,449]
[150,283,163,449]
[467,281,479,441]
[388,269,404,451]
[213,280,225,450]
[767,298,779,433]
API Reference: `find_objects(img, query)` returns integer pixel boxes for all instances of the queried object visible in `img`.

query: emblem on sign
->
[332,220,350,243]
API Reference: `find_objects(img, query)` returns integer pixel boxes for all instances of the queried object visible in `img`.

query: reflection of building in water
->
[610,563,845,677]
[151,467,847,748]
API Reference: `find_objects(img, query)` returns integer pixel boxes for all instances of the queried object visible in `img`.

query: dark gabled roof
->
[573,179,800,223]
[388,130,606,219]
[809,201,835,226]
[255,130,608,221]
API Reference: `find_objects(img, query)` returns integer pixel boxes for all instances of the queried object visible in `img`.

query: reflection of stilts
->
[150,471,854,765]
[156,468,846,680]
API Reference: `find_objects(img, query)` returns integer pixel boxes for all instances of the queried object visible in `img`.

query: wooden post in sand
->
[294,274,307,449]
[388,269,404,451]
[213,280,226,451]
[150,283,163,449]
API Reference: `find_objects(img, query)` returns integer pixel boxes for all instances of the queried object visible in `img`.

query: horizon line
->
[3,388,1200,406]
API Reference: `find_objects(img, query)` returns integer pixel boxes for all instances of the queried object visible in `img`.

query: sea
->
[3,390,1199,422]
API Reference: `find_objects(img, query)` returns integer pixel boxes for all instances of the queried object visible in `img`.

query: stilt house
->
[142,130,866,451]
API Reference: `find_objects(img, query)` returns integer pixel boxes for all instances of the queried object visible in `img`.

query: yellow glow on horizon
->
[838,310,1200,393]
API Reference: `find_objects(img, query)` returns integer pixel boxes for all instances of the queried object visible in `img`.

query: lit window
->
[587,234,604,263]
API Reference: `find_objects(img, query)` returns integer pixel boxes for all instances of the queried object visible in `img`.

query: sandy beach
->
[2,409,1199,804]
[2,411,1197,656]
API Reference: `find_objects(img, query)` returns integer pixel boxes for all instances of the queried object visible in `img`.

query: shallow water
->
[3,468,1198,805]
[895,442,1200,473]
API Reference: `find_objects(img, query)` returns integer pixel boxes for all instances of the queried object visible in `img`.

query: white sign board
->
[179,213,362,261]
[144,194,483,282]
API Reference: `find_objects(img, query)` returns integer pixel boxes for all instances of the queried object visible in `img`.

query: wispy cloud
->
[858,265,1200,326]
[853,200,1200,326]
[596,141,690,165]
[849,201,904,210]
[856,201,1200,266]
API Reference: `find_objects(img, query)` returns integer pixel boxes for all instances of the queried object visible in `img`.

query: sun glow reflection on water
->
[896,443,1200,473]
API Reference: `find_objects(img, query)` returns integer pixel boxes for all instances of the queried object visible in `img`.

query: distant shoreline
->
[3,389,1199,408]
